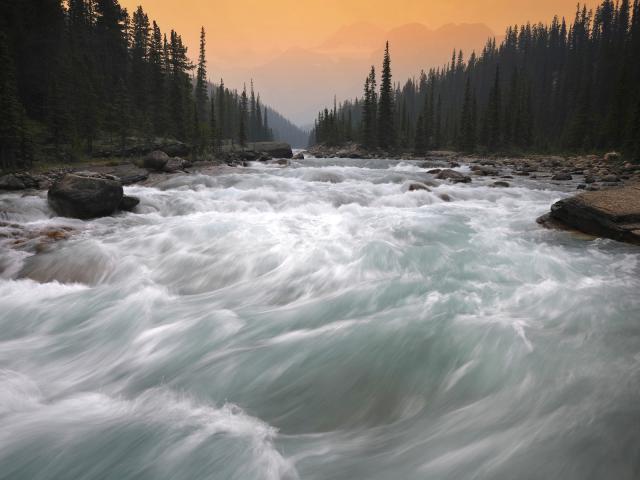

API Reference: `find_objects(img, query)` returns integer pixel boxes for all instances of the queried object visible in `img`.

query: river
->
[1,156,639,479]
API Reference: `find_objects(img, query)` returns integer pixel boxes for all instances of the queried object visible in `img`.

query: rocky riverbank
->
[309,144,640,189]
[2,145,640,246]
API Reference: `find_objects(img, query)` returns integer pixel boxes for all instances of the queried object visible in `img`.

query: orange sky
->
[119,0,598,124]
[120,0,595,54]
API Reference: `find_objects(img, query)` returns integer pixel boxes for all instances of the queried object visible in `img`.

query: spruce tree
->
[486,66,502,152]
[377,42,395,149]
[239,84,248,147]
[195,27,209,124]
[0,32,31,170]
[459,76,476,152]
[210,93,217,150]
[361,66,377,148]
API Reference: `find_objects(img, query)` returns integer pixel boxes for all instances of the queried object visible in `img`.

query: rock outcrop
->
[48,172,124,219]
[538,185,640,245]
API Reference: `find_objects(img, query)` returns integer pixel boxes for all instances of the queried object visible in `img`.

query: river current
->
[1,157,639,479]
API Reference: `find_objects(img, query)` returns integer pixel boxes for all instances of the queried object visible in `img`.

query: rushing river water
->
[1,157,639,480]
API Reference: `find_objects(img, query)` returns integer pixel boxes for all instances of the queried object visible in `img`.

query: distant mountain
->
[264,106,309,148]
[374,23,495,80]
[317,22,386,53]
[241,22,495,125]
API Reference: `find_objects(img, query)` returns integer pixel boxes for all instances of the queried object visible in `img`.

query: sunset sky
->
[120,0,598,125]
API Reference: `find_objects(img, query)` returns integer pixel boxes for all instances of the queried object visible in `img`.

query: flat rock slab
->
[543,185,640,245]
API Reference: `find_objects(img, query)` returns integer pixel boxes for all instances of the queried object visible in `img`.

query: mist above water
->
[1,157,639,479]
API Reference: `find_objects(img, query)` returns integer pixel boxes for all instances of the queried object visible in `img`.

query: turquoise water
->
[1,158,639,479]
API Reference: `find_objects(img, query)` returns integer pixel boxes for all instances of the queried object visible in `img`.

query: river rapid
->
[1,156,639,480]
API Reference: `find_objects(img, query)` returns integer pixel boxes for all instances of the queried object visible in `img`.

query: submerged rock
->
[119,195,140,212]
[292,152,305,160]
[408,182,431,192]
[539,185,640,245]
[48,172,123,219]
[436,169,472,183]
[491,181,510,188]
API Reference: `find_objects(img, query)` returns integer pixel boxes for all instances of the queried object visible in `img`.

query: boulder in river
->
[111,165,149,185]
[142,150,170,171]
[48,172,123,219]
[248,142,293,159]
[471,165,499,176]
[292,152,305,160]
[436,169,472,183]
[408,182,431,192]
[491,181,510,188]
[119,195,140,212]
[164,157,189,173]
[552,173,573,181]
[538,185,640,245]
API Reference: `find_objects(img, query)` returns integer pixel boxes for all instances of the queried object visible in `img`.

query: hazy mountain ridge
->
[236,21,495,125]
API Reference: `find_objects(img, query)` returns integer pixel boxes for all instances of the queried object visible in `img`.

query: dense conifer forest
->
[0,0,306,171]
[311,0,640,161]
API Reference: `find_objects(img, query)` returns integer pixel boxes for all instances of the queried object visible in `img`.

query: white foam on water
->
[1,157,639,479]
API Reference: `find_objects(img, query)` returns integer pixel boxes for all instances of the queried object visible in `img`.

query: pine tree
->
[377,42,395,149]
[210,93,218,150]
[434,95,442,148]
[249,80,257,140]
[239,84,248,147]
[217,80,226,141]
[0,32,31,170]
[459,76,476,152]
[149,21,166,136]
[195,27,208,123]
[361,66,377,148]
[486,66,502,151]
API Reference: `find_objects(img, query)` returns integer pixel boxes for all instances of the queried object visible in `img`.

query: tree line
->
[0,0,275,171]
[311,0,640,161]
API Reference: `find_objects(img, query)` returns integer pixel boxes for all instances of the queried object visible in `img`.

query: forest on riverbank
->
[0,0,309,172]
[311,0,640,161]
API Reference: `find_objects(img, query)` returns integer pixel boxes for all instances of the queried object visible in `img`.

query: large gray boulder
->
[48,172,123,219]
[538,185,640,245]
[249,142,293,159]
[142,150,170,171]
[111,164,149,185]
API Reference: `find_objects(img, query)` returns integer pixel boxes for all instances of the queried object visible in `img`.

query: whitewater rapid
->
[1,157,639,479]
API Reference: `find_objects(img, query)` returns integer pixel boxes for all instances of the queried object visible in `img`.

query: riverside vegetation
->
[310,1,640,161]
[0,0,307,172]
